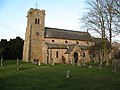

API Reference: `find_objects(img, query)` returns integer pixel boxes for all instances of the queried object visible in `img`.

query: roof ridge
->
[45,27,88,33]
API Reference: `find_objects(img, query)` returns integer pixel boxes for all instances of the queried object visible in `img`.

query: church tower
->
[23,8,45,62]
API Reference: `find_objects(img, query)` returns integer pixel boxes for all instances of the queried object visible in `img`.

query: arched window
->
[83,52,85,57]
[35,18,37,24]
[38,19,39,24]
[56,51,59,58]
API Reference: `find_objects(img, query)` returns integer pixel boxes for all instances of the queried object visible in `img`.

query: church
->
[23,8,110,64]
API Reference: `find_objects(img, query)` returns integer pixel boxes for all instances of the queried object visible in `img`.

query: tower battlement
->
[27,8,45,17]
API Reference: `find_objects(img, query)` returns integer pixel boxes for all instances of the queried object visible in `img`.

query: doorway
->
[74,52,78,63]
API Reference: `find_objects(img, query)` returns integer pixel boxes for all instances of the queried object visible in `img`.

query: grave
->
[112,59,120,73]
[1,58,3,66]
[66,69,70,78]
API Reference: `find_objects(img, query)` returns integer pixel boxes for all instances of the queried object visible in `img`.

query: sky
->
[0,0,119,42]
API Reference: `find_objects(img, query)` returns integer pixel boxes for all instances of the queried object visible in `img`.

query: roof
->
[46,43,68,49]
[65,45,92,54]
[64,45,74,54]
[45,27,93,41]
[92,38,111,50]
[46,43,92,54]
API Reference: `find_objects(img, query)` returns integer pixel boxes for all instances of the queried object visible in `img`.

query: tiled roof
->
[45,27,93,41]
[92,38,111,50]
[46,43,92,54]
[45,43,68,49]
[65,45,92,54]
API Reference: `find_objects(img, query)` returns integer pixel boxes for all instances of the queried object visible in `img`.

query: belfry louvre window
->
[35,18,37,24]
[56,51,59,58]
[38,19,39,24]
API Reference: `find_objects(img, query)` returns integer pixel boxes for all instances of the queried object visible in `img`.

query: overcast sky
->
[0,0,119,42]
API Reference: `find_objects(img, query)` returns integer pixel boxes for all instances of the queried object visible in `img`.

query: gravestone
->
[66,69,70,78]
[72,58,75,66]
[82,61,86,67]
[17,58,20,71]
[20,64,22,70]
[38,60,41,66]
[51,58,54,66]
[98,64,102,70]
[1,58,3,66]
[77,60,81,67]
[88,65,92,69]
[112,59,120,73]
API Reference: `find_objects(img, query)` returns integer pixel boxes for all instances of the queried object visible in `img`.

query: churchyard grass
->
[0,60,120,90]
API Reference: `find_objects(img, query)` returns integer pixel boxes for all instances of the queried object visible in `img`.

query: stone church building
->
[23,8,110,64]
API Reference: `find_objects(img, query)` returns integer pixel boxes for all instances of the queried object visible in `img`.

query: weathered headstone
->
[72,58,75,66]
[1,58,3,66]
[77,60,81,67]
[82,61,86,67]
[17,58,20,71]
[66,69,70,78]
[20,64,22,70]
[98,64,102,70]
[112,59,120,73]
[38,60,41,66]
[17,58,19,65]
[51,58,54,66]
[88,65,92,69]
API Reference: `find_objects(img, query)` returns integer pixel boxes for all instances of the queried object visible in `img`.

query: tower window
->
[56,51,59,58]
[35,18,37,24]
[38,19,39,24]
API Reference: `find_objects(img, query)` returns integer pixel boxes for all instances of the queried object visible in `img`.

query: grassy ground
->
[0,60,120,90]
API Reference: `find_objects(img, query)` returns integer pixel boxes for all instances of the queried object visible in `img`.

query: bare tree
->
[81,0,120,66]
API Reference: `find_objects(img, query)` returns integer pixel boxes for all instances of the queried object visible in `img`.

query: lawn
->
[0,60,120,90]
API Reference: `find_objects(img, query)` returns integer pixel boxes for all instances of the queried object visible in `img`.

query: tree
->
[6,37,24,60]
[0,48,5,59]
[0,39,7,59]
[81,0,120,66]
[0,37,24,60]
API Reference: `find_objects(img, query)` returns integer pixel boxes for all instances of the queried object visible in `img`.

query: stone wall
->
[44,38,94,46]
[47,49,67,63]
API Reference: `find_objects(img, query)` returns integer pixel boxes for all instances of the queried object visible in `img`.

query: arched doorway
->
[74,52,78,63]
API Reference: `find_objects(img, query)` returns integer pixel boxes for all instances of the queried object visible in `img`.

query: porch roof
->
[45,43,68,49]
[46,43,92,54]
[65,45,92,54]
